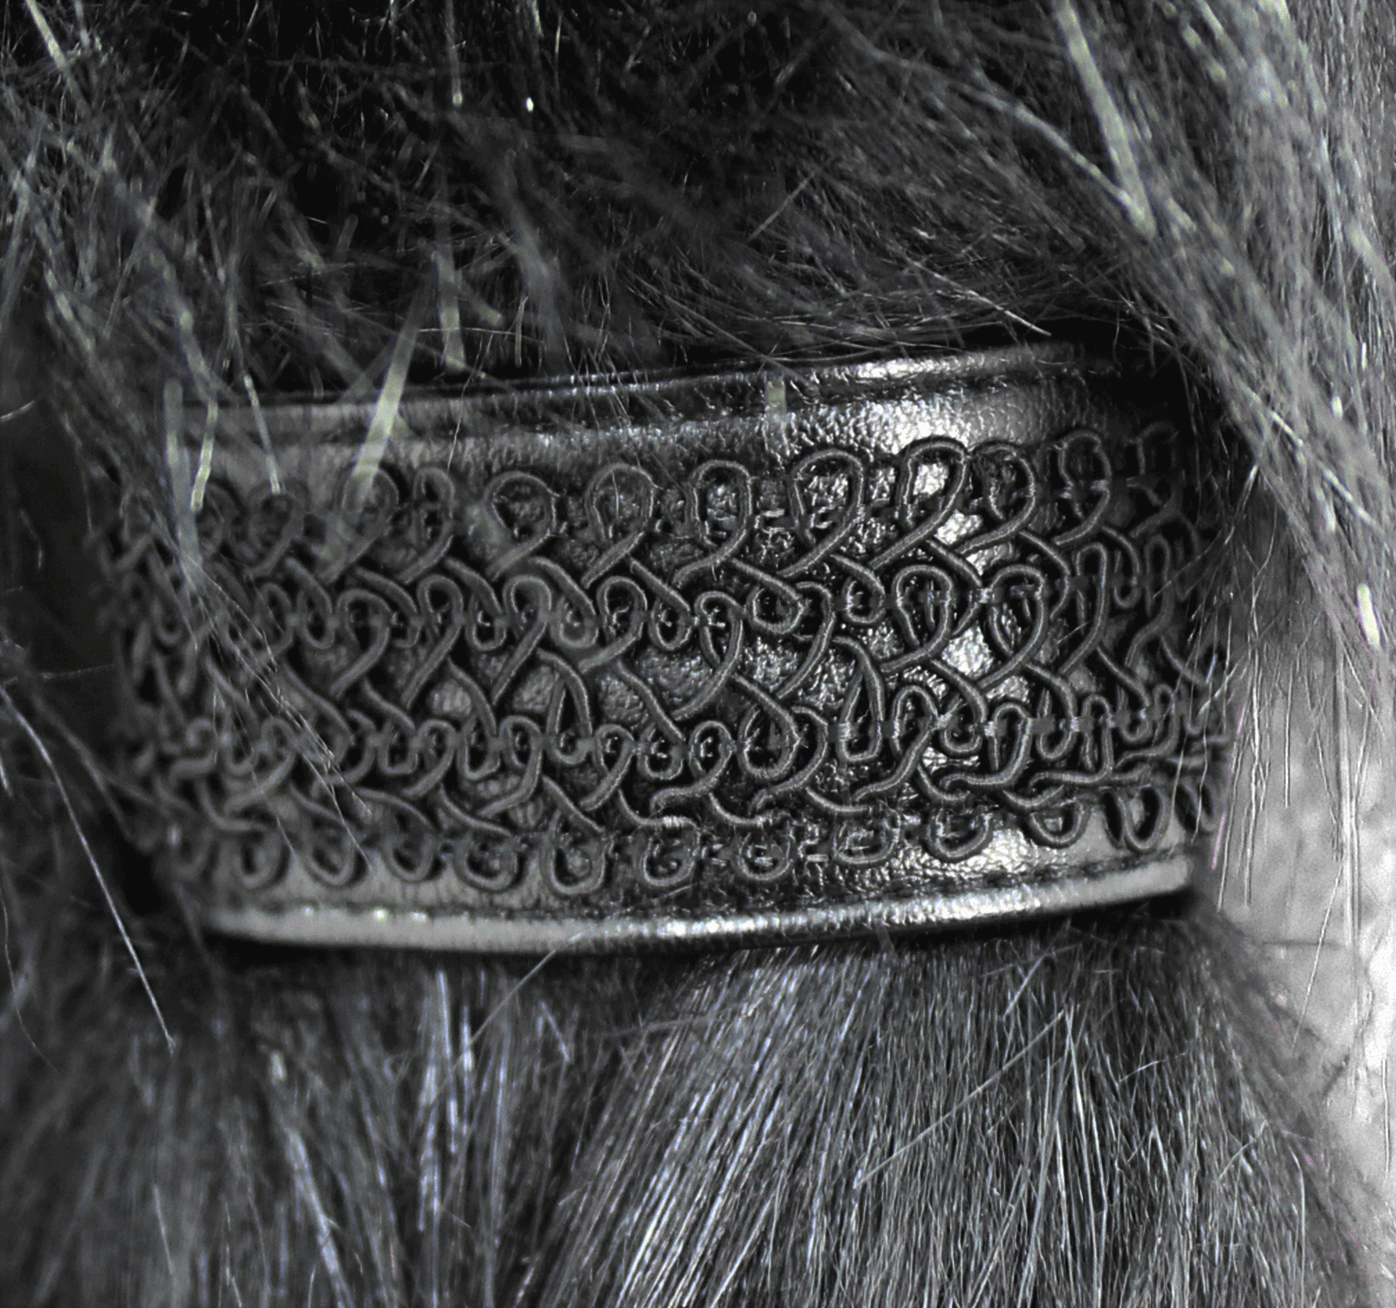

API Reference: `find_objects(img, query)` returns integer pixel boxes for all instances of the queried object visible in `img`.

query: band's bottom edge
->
[198,854,1194,954]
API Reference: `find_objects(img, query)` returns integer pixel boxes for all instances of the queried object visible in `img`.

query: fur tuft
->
[0,909,1366,1307]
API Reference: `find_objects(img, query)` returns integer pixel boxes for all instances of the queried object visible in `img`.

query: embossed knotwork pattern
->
[107,421,1225,905]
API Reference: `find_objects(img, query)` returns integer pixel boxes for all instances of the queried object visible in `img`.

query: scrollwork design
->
[106,420,1226,904]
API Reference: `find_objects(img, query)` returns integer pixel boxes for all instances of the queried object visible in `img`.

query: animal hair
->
[0,1,1392,1304]
[0,905,1367,1306]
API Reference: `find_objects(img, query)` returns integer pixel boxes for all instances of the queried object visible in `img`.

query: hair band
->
[102,346,1228,951]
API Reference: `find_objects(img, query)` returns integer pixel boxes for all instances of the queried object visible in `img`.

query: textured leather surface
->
[103,347,1225,951]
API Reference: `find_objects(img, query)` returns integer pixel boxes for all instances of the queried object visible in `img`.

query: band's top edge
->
[196,343,1105,442]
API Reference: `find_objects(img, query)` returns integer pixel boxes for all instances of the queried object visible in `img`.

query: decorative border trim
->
[103,347,1224,951]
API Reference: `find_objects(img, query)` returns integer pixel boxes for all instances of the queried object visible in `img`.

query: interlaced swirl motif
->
[108,419,1225,910]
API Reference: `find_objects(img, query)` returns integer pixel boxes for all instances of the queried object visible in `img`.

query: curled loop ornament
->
[102,351,1229,951]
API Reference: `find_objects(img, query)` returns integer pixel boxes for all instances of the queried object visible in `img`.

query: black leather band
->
[103,347,1226,950]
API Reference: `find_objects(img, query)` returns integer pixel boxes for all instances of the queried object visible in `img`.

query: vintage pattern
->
[107,419,1225,908]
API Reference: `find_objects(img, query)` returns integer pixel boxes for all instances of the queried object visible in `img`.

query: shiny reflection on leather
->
[102,347,1228,951]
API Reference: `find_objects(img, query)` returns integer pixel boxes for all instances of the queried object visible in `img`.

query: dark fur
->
[0,1,1391,1303]
[0,903,1365,1306]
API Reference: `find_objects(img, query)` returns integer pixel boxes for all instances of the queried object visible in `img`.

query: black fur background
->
[0,2,1390,1303]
